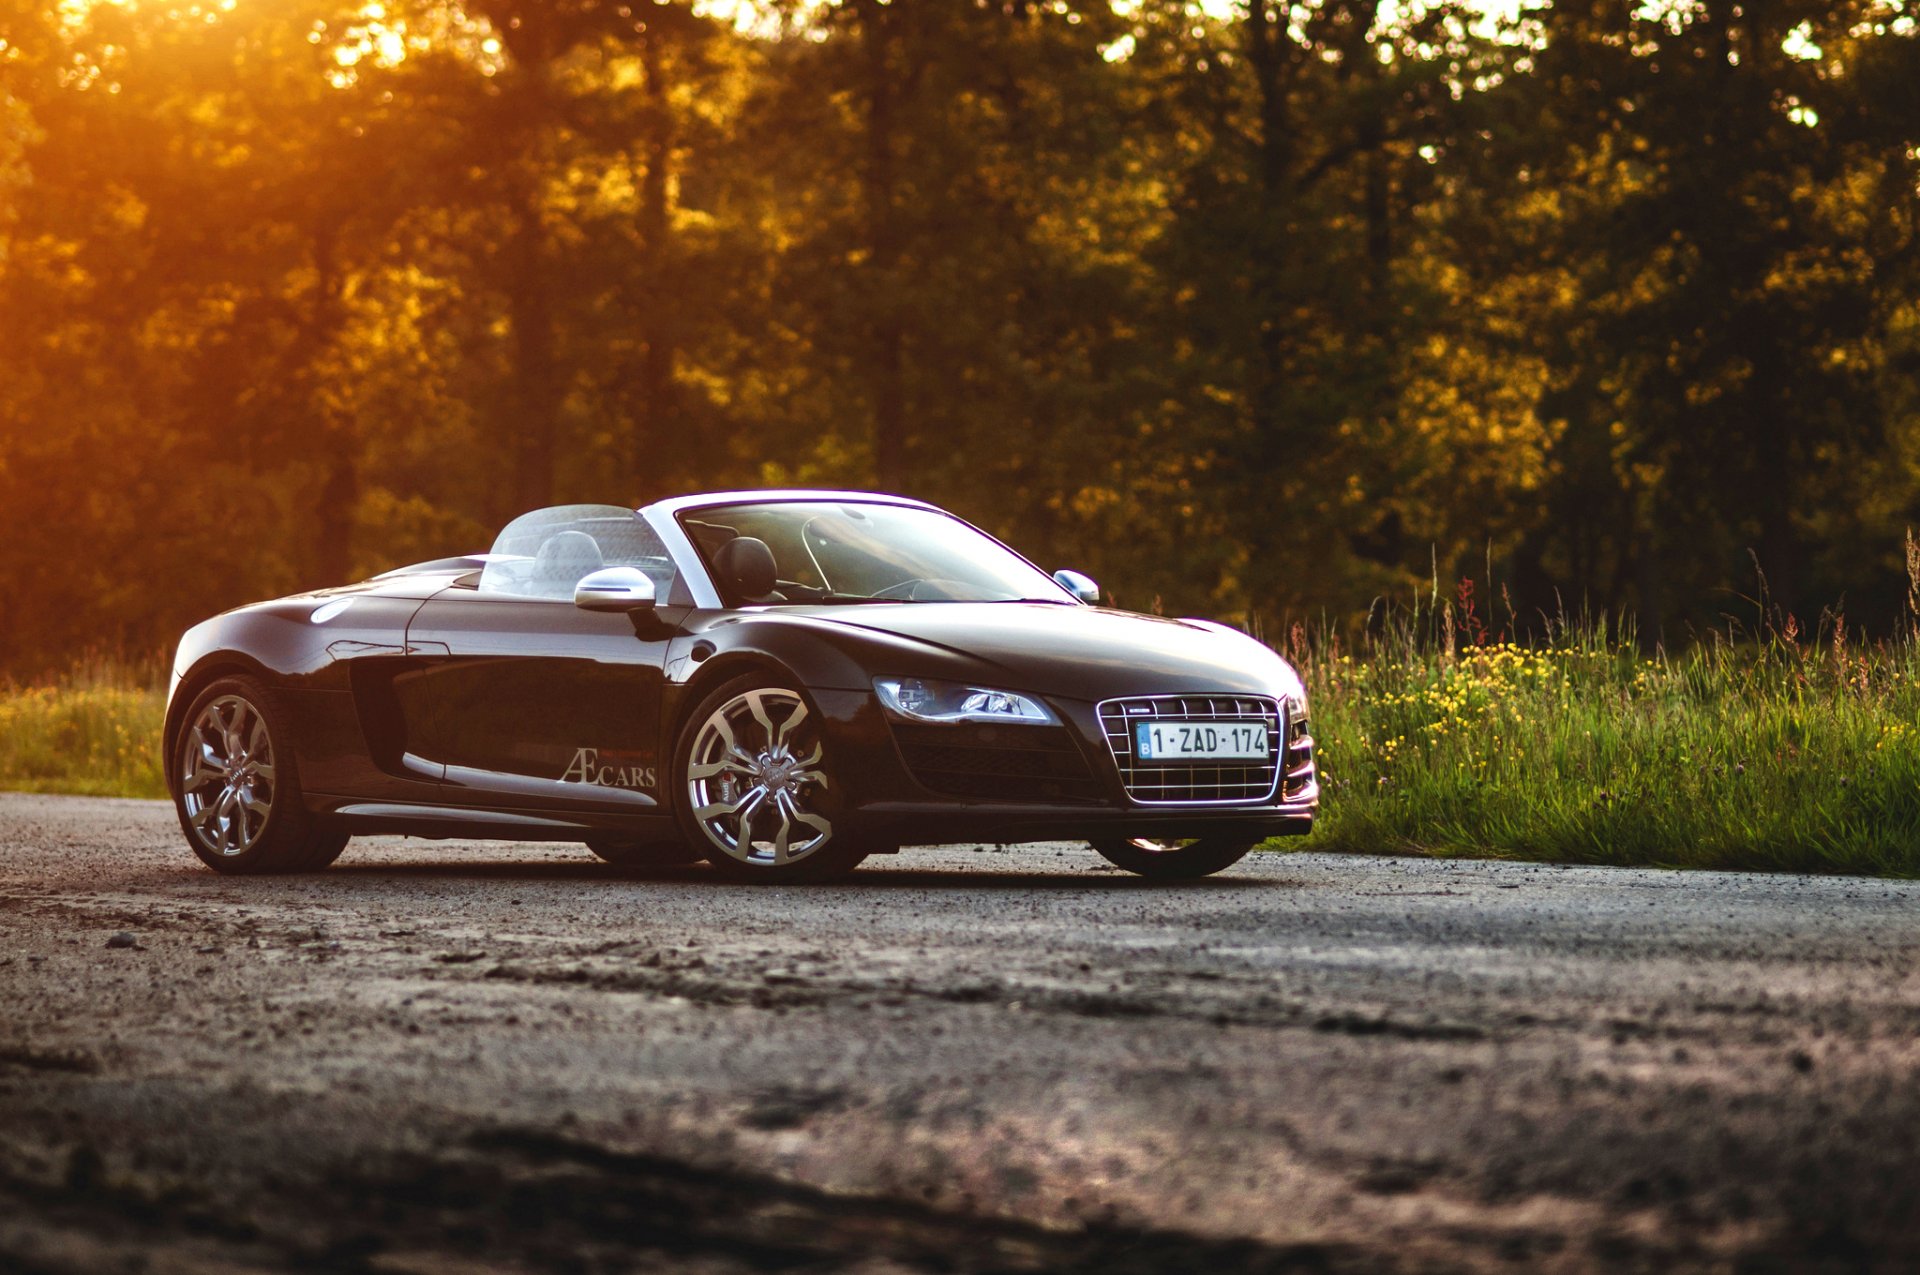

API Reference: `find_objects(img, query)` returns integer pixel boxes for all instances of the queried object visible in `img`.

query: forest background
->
[5,0,1920,676]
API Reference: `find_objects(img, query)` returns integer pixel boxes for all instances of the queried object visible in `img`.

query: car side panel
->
[399,590,677,813]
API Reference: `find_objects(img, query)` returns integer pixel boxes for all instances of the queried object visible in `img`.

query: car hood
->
[776,602,1301,701]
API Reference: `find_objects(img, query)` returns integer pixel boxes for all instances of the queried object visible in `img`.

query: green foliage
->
[0,663,166,799]
[1295,615,1920,876]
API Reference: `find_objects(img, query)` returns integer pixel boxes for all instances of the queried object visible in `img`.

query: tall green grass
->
[0,661,167,799]
[1289,599,1920,876]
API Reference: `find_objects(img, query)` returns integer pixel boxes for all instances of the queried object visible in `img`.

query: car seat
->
[713,536,779,601]
[531,529,605,598]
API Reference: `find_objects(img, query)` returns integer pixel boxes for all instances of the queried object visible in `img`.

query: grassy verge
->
[0,664,167,800]
[1292,621,1920,877]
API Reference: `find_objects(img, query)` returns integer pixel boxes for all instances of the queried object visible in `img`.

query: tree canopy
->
[3,0,1918,671]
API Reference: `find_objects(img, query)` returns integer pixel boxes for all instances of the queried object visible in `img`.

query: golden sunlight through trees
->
[2,0,1919,673]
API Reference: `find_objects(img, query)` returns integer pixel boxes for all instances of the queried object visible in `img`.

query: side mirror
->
[1053,569,1100,605]
[574,566,657,613]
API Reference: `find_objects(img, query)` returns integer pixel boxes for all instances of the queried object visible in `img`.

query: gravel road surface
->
[1,792,1917,1273]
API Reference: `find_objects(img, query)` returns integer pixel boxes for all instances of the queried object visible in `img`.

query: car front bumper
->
[855,799,1316,846]
[811,688,1319,846]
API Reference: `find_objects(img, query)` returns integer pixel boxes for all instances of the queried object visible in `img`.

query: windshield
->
[679,501,1073,606]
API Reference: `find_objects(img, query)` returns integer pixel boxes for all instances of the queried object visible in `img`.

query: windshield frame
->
[668,496,1078,609]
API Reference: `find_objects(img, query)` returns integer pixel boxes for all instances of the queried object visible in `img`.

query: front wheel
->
[172,676,348,874]
[1090,836,1258,880]
[674,676,872,883]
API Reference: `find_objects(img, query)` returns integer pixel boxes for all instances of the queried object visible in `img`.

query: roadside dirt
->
[2,793,1917,1272]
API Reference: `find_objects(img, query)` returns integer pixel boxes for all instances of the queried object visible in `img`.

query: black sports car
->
[165,491,1318,881]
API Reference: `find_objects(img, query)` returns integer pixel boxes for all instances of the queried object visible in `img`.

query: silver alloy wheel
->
[686,688,832,866]
[179,694,276,857]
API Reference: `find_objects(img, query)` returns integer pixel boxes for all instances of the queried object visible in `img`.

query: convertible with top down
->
[165,491,1318,881]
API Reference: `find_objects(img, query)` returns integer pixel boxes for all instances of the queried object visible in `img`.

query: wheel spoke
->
[789,736,828,789]
[772,698,808,753]
[246,717,269,763]
[743,691,778,748]
[688,755,753,782]
[733,784,770,834]
[221,700,248,760]
[696,783,767,826]
[790,805,831,842]
[212,790,241,853]
[709,712,743,760]
[771,791,797,864]
[183,740,223,791]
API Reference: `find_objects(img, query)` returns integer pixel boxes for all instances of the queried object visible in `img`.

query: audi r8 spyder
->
[164,491,1318,882]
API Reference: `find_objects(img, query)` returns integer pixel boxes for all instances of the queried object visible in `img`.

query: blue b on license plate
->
[1135,720,1269,762]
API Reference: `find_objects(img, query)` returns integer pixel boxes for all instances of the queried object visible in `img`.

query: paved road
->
[0,794,1917,1273]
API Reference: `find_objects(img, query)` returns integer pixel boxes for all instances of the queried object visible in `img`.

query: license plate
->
[1135,720,1270,762]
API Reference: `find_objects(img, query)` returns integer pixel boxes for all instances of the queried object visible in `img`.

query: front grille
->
[1098,695,1283,805]
[893,723,1102,803]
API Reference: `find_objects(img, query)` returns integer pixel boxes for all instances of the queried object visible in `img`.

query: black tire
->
[295,828,352,872]
[170,675,348,875]
[1090,835,1258,880]
[584,836,702,868]
[672,673,874,883]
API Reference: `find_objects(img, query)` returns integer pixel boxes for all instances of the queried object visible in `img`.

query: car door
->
[398,581,679,813]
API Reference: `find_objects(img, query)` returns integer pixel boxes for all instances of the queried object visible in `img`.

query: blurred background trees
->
[2,0,1918,673]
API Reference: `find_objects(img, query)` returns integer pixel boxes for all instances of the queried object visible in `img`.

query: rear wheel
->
[674,675,872,883]
[1090,835,1257,880]
[172,676,347,874]
[584,836,702,868]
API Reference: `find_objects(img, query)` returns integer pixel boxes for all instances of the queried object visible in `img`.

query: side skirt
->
[308,797,679,843]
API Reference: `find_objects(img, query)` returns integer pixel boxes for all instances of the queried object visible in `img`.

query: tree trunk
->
[307,226,357,587]
[633,29,679,501]
[1243,0,1295,199]
[507,183,559,514]
[490,15,562,517]
[1242,0,1295,449]
[856,0,907,491]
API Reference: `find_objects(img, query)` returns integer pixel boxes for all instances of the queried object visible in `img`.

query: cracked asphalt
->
[1,792,1918,1273]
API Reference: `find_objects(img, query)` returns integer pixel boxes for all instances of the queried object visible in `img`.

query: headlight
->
[874,677,1058,725]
